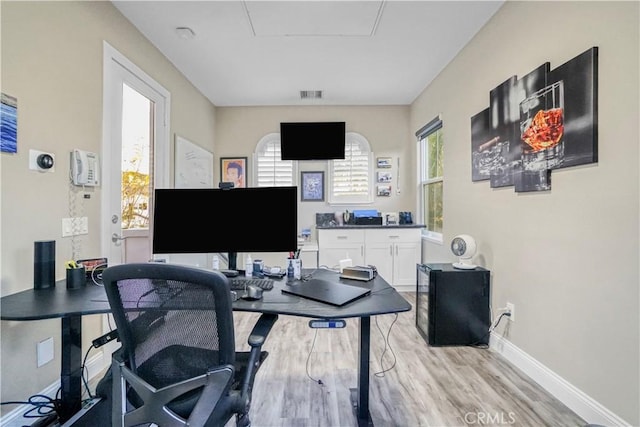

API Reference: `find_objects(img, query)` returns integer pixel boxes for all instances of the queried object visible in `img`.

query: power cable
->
[373,313,398,377]
[305,329,324,387]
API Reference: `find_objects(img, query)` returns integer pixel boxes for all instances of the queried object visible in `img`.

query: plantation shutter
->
[329,132,373,204]
[254,133,296,187]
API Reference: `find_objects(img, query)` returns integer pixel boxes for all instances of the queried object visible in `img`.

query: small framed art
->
[301,171,324,201]
[220,157,247,188]
[377,157,392,168]
[377,185,392,197]
[377,171,392,183]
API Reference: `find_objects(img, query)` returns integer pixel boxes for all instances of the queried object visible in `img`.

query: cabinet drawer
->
[318,229,366,246]
[365,228,421,243]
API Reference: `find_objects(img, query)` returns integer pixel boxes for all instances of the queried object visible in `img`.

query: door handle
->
[111,233,130,243]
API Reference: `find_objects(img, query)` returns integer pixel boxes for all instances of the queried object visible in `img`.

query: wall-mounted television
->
[280,121,346,160]
[152,186,298,257]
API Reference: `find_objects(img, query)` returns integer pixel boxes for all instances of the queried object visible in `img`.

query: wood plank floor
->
[230,292,585,427]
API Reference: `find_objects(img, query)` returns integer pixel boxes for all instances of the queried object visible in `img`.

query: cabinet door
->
[393,241,422,288]
[318,245,364,269]
[318,229,365,269]
[365,243,393,283]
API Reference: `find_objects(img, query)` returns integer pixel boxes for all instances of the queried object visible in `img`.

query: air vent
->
[300,90,323,99]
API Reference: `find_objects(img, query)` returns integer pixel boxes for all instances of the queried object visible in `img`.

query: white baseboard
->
[1,351,109,427]
[490,332,631,426]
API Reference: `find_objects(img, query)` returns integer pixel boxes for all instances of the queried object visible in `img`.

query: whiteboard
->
[174,135,213,188]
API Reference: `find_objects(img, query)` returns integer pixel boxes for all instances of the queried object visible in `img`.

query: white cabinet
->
[365,229,421,291]
[317,229,365,269]
[299,242,319,269]
[318,227,422,290]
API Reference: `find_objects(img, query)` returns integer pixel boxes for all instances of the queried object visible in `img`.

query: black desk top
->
[0,280,111,320]
[1,268,411,321]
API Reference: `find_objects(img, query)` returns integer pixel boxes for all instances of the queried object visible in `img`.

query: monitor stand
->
[228,252,237,271]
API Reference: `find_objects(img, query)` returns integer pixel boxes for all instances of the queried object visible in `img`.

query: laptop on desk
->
[282,279,371,307]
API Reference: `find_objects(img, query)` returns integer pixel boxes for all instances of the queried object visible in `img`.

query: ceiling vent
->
[300,90,323,100]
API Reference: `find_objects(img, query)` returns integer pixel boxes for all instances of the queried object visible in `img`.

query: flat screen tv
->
[280,121,346,160]
[152,186,298,256]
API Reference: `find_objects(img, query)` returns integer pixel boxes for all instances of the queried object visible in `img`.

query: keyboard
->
[229,278,274,291]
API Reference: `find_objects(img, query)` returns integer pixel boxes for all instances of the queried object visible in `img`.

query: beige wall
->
[0,1,216,414]
[214,105,412,241]
[411,1,639,424]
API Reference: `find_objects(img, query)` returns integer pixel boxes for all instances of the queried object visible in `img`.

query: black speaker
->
[34,240,56,289]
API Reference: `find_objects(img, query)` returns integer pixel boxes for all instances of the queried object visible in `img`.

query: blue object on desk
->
[353,209,378,217]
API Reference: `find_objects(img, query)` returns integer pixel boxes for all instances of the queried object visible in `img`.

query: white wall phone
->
[70,149,100,186]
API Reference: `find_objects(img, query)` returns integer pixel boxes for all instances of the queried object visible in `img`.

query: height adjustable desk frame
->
[1,268,410,426]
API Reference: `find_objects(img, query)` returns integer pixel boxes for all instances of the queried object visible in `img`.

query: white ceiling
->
[112,1,504,107]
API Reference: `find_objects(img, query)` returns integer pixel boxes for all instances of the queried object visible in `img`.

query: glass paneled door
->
[102,42,170,265]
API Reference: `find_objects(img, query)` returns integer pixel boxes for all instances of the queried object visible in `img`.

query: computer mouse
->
[243,285,263,301]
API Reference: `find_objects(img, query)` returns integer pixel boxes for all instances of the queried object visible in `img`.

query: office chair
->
[96,262,278,427]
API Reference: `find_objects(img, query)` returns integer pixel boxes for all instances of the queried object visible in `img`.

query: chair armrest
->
[247,313,279,348]
[240,314,278,399]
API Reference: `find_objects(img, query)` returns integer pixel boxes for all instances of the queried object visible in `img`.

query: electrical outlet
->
[37,337,54,367]
[506,302,515,322]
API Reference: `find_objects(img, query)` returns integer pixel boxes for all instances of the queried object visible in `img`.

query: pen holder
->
[292,259,302,280]
[66,266,86,289]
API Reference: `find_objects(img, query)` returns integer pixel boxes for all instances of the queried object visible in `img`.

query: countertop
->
[316,224,425,229]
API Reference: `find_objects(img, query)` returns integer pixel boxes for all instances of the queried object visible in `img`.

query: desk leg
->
[59,315,82,422]
[350,316,373,427]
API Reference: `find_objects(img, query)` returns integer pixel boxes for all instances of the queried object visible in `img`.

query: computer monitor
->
[152,186,298,268]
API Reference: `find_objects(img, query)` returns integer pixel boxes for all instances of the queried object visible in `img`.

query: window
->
[253,133,296,187]
[328,132,373,204]
[417,117,443,241]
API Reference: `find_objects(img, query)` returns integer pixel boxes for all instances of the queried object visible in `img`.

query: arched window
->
[328,132,373,204]
[253,133,296,187]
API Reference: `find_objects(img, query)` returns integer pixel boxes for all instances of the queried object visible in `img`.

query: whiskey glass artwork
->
[519,80,565,171]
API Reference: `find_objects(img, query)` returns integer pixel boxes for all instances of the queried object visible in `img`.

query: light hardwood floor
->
[231,292,585,427]
[88,292,585,427]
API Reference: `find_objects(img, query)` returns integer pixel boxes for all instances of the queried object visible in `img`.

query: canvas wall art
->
[470,47,598,193]
[1,93,17,153]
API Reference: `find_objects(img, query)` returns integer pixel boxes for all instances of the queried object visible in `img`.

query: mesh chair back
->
[103,263,235,391]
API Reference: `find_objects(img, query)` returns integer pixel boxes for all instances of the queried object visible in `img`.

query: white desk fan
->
[451,235,477,269]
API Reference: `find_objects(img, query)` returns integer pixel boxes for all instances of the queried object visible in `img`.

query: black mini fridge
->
[416,263,490,346]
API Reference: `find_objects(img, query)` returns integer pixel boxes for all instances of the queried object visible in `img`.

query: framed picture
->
[377,171,392,183]
[377,185,392,197]
[220,157,247,188]
[377,157,392,168]
[301,171,324,201]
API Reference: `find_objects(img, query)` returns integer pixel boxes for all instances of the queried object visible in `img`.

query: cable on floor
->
[305,328,324,387]
[1,391,61,422]
[373,313,398,377]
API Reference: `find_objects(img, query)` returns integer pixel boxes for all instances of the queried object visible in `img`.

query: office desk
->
[1,268,411,426]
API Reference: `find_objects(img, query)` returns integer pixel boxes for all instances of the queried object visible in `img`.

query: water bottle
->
[245,254,252,278]
[287,259,294,282]
[212,255,219,270]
